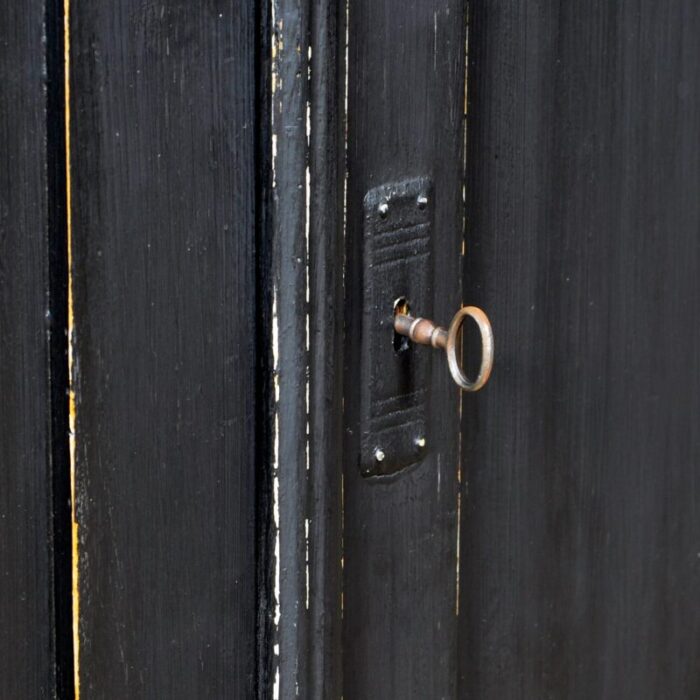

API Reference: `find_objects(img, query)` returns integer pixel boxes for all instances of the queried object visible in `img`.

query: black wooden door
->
[2,0,700,698]
[337,0,700,697]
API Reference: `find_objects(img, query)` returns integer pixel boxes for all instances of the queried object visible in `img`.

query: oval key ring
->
[393,305,494,391]
[445,306,494,391]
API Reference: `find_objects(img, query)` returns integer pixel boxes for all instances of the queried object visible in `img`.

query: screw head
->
[417,194,428,210]
[378,201,389,218]
[374,448,386,462]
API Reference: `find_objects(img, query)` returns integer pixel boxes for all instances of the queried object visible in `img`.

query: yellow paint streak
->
[64,0,80,695]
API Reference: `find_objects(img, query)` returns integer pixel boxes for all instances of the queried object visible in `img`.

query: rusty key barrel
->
[393,306,494,392]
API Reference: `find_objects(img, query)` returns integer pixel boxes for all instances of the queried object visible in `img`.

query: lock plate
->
[359,176,433,477]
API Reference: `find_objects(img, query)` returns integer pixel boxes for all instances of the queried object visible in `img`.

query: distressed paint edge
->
[63,0,80,695]
[272,0,312,696]
[45,0,75,692]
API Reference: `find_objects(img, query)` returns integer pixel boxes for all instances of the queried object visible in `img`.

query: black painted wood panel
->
[272,1,345,695]
[460,1,700,697]
[0,1,69,696]
[308,0,345,696]
[272,0,311,695]
[344,2,467,697]
[69,3,260,696]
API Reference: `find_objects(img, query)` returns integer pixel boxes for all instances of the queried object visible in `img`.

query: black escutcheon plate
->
[360,176,433,477]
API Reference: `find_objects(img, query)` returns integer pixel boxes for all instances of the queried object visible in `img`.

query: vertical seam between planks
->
[45,0,74,691]
[255,0,275,696]
[63,0,79,695]
[456,3,470,620]
[271,3,281,694]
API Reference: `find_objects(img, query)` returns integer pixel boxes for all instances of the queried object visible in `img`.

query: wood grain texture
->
[460,1,700,697]
[0,1,69,696]
[0,2,54,695]
[308,0,345,696]
[70,2,259,696]
[343,1,467,697]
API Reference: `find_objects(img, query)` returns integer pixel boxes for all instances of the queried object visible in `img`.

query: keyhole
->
[393,297,411,353]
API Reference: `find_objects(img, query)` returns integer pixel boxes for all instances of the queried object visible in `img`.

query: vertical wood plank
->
[0,0,68,696]
[69,3,260,696]
[460,1,700,697]
[343,2,467,697]
[308,0,345,696]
